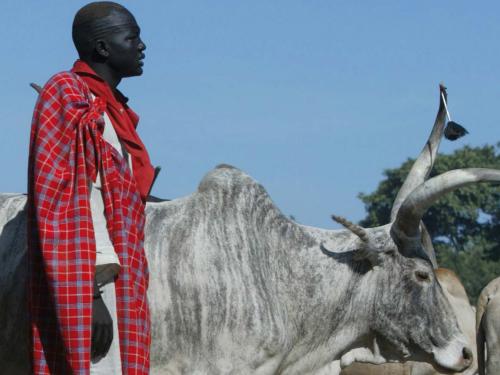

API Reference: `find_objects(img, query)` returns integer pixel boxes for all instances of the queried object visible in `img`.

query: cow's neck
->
[271,224,390,371]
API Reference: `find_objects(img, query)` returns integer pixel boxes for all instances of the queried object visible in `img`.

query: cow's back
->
[143,167,300,372]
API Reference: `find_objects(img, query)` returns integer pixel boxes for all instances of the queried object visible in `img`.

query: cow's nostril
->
[462,346,473,363]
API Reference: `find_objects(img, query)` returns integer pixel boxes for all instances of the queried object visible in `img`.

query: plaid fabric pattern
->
[28,71,150,375]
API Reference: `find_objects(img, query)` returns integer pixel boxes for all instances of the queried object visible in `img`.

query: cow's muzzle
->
[433,340,473,372]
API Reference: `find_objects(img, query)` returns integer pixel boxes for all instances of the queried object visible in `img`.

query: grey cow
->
[0,85,497,374]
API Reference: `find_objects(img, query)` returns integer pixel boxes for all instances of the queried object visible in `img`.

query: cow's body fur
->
[0,165,471,374]
[0,193,29,375]
[145,166,389,373]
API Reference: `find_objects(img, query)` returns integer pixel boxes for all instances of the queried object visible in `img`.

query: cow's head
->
[329,86,499,372]
[330,204,475,372]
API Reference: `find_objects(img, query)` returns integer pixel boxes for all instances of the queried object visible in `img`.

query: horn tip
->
[330,214,345,225]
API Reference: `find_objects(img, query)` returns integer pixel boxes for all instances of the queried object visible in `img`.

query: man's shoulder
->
[44,71,81,89]
[40,70,89,103]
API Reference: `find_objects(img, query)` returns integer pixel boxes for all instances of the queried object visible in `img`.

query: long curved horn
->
[393,168,500,238]
[390,84,447,221]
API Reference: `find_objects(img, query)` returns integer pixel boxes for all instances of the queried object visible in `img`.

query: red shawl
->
[28,69,150,374]
[71,60,154,202]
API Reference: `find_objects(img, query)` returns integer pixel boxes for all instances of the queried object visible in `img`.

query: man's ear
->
[95,39,110,58]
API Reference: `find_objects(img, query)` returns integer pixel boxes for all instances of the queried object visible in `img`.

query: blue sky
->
[1,1,499,228]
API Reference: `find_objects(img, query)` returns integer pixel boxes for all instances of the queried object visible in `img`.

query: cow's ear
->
[352,247,384,267]
[320,243,386,268]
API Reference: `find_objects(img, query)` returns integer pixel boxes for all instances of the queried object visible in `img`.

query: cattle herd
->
[1,85,499,374]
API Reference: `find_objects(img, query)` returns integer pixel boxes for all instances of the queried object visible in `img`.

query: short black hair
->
[72,1,131,58]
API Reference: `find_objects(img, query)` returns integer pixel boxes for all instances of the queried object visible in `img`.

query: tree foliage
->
[358,144,500,302]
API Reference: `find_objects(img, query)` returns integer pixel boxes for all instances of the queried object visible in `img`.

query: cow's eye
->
[415,270,430,282]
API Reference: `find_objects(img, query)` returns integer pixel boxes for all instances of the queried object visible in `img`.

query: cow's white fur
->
[0,177,472,374]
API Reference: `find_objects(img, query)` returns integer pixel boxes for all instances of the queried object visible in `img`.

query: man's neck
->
[86,61,122,90]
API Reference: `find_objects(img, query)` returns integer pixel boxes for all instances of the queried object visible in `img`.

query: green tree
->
[358,144,500,302]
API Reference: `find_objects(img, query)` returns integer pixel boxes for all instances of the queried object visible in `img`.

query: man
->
[28,2,153,374]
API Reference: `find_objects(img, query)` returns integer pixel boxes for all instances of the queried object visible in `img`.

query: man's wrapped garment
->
[28,71,150,374]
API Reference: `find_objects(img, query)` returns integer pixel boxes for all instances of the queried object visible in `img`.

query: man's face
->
[103,11,146,78]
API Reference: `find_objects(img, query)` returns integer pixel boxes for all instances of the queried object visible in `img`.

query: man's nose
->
[139,38,146,51]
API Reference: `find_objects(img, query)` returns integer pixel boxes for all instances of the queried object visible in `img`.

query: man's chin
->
[125,67,144,77]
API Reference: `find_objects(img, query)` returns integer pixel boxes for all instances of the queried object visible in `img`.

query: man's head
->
[72,2,146,79]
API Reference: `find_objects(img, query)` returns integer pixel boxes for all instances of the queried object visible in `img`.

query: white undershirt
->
[90,104,132,277]
[89,102,128,373]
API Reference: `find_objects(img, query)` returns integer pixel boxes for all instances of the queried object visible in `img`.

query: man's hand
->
[91,294,113,360]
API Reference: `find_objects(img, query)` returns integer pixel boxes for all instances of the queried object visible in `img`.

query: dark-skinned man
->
[28,2,153,374]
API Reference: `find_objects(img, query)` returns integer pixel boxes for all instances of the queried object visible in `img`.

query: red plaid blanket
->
[28,71,150,374]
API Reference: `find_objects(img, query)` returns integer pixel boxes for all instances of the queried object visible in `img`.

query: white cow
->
[0,86,492,374]
[477,276,500,374]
